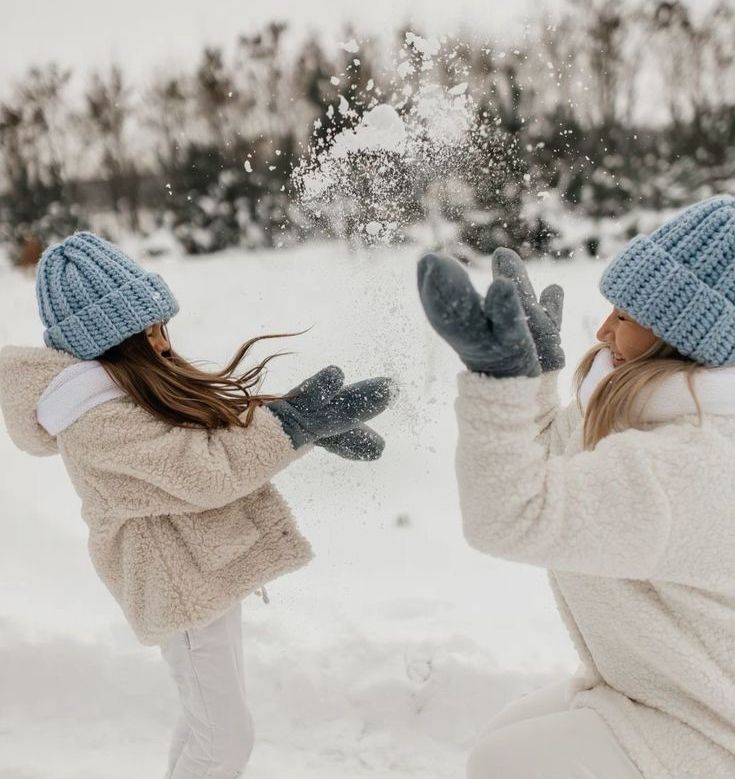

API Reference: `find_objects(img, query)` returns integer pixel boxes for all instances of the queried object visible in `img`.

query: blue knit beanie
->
[35,231,180,360]
[599,195,735,366]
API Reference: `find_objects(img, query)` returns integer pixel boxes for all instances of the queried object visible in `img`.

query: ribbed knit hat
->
[35,231,179,360]
[599,195,735,366]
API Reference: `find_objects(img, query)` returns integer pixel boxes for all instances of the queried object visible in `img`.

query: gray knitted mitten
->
[417,252,541,379]
[491,247,565,372]
[316,424,386,461]
[268,366,395,460]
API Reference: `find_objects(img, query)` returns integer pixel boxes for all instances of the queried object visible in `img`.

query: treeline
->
[1,0,735,265]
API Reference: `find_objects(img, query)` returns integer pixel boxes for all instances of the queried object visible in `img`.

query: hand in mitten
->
[267,366,395,460]
[316,424,385,461]
[491,247,565,372]
[417,252,541,378]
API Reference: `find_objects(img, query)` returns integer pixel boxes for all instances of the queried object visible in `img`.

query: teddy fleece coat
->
[455,364,735,779]
[0,344,313,646]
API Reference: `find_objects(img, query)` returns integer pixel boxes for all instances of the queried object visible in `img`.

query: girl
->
[418,194,735,779]
[0,231,395,779]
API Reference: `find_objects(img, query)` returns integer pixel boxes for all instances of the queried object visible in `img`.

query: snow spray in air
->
[291,32,523,249]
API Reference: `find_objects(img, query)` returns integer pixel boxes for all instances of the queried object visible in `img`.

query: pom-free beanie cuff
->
[599,195,735,367]
[43,271,179,359]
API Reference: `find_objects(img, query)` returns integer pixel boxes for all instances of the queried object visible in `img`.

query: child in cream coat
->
[0,232,395,779]
[418,195,735,779]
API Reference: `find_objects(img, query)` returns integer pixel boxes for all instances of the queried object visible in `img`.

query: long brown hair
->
[97,323,295,429]
[572,338,704,450]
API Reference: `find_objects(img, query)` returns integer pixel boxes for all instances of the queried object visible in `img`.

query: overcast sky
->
[1,0,556,89]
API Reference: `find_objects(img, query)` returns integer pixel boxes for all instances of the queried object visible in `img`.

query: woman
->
[418,195,735,779]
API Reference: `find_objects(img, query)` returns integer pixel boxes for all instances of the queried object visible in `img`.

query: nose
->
[150,331,170,355]
[596,310,615,343]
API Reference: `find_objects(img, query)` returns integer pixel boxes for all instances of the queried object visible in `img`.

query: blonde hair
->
[573,338,704,450]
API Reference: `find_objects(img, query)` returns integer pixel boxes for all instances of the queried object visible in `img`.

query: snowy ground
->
[0,238,619,778]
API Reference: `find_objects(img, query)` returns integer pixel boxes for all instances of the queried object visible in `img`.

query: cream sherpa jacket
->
[455,356,735,779]
[0,344,313,646]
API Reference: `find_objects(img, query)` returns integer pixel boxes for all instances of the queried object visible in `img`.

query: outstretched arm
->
[94,366,395,511]
[95,403,302,511]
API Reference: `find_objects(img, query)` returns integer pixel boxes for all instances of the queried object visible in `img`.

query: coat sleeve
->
[454,369,731,584]
[94,404,304,511]
[534,369,581,458]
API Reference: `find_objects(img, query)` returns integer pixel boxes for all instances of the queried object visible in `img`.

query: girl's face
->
[145,322,171,356]
[596,306,658,367]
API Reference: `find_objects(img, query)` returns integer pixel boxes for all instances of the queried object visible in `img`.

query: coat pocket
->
[167,500,261,572]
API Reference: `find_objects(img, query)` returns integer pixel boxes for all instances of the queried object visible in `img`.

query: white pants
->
[159,601,254,779]
[467,678,645,779]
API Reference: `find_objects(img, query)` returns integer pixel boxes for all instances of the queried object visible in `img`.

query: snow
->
[0,239,619,777]
[397,60,415,79]
[331,104,407,159]
[405,32,441,58]
[293,34,509,247]
[338,94,351,116]
[296,104,408,202]
[413,84,473,145]
[294,65,478,245]
[340,38,360,54]
[448,82,468,96]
